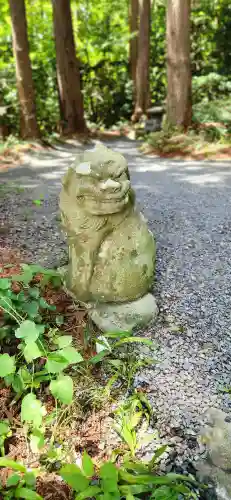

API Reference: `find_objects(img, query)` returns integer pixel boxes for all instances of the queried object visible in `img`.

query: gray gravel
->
[1,137,231,466]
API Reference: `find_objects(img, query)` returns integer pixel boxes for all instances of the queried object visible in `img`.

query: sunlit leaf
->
[0,421,10,435]
[15,320,40,343]
[60,464,89,492]
[0,278,10,290]
[0,354,15,377]
[23,341,42,363]
[45,353,69,373]
[55,335,72,349]
[114,337,153,348]
[96,335,111,353]
[89,350,109,364]
[130,411,142,429]
[24,472,36,488]
[14,487,42,499]
[100,461,119,493]
[49,374,73,404]
[21,393,46,428]
[75,486,101,500]
[82,451,94,477]
[59,346,83,364]
[0,457,26,472]
[6,473,21,487]
[30,430,45,454]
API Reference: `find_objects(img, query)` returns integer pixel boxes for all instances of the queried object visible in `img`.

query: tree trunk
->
[166,0,192,129]
[132,0,151,122]
[52,0,86,135]
[8,0,40,139]
[0,94,9,139]
[129,0,139,88]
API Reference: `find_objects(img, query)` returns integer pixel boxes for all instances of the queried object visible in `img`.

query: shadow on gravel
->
[0,142,84,189]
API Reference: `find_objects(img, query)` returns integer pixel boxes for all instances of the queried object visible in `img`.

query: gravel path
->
[1,138,231,466]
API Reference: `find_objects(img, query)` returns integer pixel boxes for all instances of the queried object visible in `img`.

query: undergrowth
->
[0,263,203,499]
[142,126,231,158]
[142,99,231,159]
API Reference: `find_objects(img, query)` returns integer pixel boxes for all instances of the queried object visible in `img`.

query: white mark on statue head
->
[75,162,91,174]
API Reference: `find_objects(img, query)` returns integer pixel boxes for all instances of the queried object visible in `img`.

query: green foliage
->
[1,0,231,134]
[214,0,231,75]
[60,451,199,499]
[143,117,231,155]
[0,420,11,456]
[29,429,45,454]
[192,73,231,103]
[21,393,46,429]
[0,460,41,499]
[193,98,231,127]
[0,263,202,498]
[50,374,73,404]
[0,265,83,414]
[0,354,16,377]
[150,2,166,105]
[192,97,231,141]
[113,392,154,456]
[76,0,132,126]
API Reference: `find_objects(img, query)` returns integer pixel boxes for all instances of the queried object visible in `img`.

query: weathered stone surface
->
[89,293,158,332]
[195,408,231,500]
[195,460,231,500]
[59,144,155,304]
[199,408,231,470]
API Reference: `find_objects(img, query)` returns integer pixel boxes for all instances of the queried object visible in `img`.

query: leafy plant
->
[0,262,201,500]
[92,331,152,364]
[105,355,154,393]
[0,266,84,437]
[0,458,41,499]
[193,98,231,136]
[60,452,199,499]
[0,420,11,456]
[113,392,154,456]
[192,73,231,103]
[1,324,83,401]
[0,265,61,338]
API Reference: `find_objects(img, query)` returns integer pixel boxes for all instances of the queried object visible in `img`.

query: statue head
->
[63,144,133,215]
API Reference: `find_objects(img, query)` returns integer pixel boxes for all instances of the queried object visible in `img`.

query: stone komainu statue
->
[59,144,155,304]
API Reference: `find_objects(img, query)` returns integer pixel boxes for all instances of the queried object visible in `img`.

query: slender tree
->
[166,0,192,128]
[8,0,40,139]
[132,0,151,122]
[0,95,8,139]
[129,0,139,89]
[52,0,86,135]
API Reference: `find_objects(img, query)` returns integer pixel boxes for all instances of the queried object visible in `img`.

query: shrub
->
[192,73,231,104]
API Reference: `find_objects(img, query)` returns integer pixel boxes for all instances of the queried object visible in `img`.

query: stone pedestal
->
[59,144,157,332]
[89,294,158,332]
